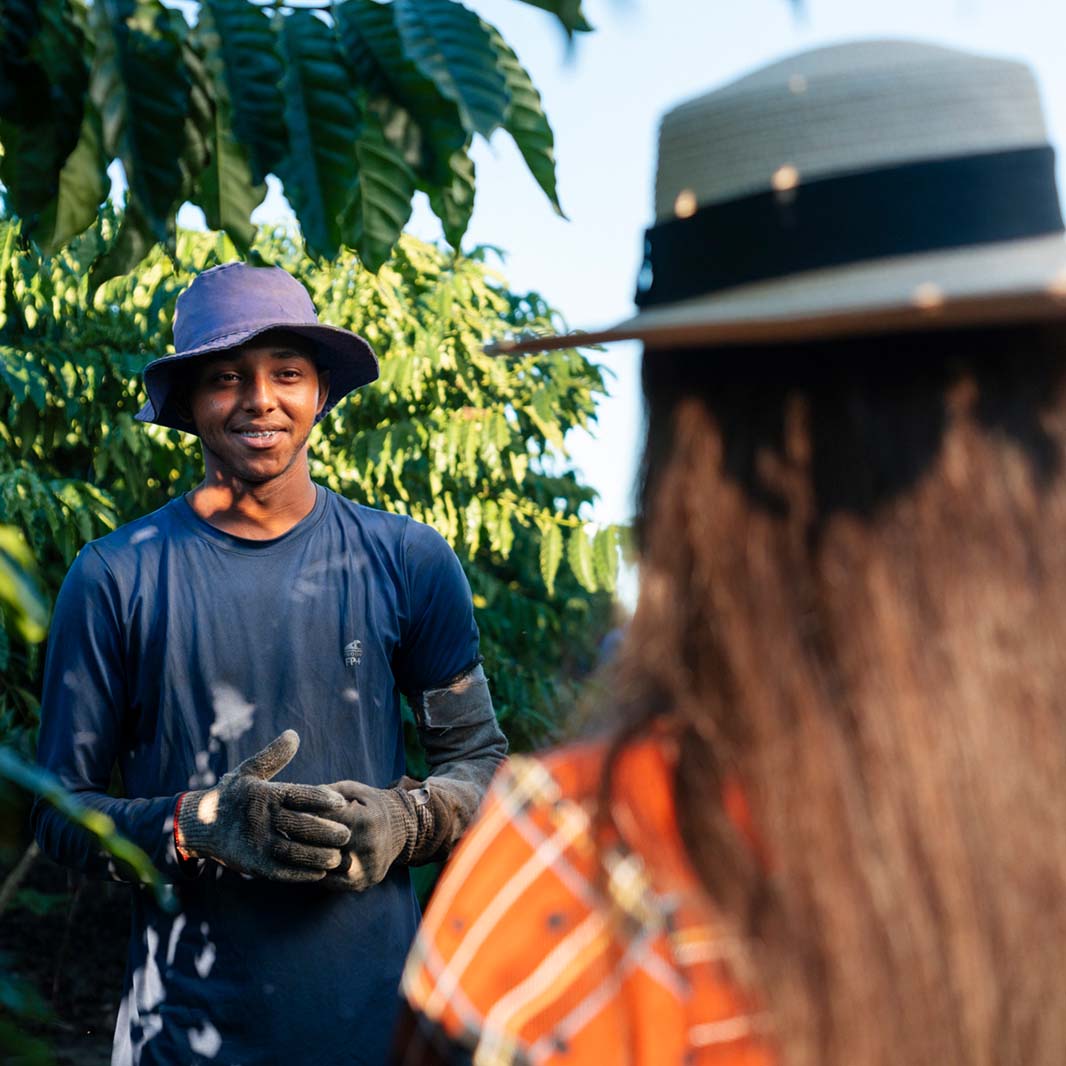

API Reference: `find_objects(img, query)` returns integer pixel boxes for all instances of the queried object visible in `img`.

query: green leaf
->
[89,0,190,244]
[0,347,49,411]
[593,525,619,594]
[464,495,481,555]
[513,0,593,36]
[498,498,515,557]
[394,0,509,140]
[342,106,416,272]
[277,10,361,260]
[336,0,477,246]
[0,0,89,235]
[0,0,43,109]
[528,389,565,449]
[336,0,468,183]
[566,525,597,592]
[538,520,563,598]
[200,0,288,185]
[0,525,48,643]
[0,221,17,293]
[485,23,563,215]
[427,145,475,249]
[191,18,266,252]
[34,102,108,254]
[336,0,409,100]
[509,451,528,484]
[176,17,214,202]
[88,202,155,291]
[196,104,265,254]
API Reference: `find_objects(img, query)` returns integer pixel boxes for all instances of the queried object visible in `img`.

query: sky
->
[242,0,1066,603]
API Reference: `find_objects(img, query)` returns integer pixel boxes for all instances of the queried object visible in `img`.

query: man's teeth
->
[240,431,277,437]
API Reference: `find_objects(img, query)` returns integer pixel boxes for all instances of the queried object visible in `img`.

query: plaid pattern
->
[398,737,772,1066]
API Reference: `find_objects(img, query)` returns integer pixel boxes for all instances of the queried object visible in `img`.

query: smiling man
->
[184,331,332,537]
[32,263,507,1066]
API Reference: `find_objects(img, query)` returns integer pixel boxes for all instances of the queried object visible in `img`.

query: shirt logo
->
[343,639,363,667]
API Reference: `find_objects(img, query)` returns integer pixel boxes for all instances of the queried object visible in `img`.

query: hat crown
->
[496,39,1066,357]
[654,39,1048,223]
[173,262,319,355]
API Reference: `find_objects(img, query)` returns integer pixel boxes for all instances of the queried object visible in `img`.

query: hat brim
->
[135,322,378,434]
[491,233,1066,355]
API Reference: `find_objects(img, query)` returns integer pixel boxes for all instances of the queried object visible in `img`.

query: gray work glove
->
[323,664,508,892]
[177,730,350,882]
[320,780,421,891]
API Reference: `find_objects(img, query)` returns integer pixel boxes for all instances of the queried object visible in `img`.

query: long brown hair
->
[611,325,1066,1066]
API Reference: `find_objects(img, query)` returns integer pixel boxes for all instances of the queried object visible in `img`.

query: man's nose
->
[242,371,277,412]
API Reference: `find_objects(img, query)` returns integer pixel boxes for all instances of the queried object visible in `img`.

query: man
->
[32,262,508,1065]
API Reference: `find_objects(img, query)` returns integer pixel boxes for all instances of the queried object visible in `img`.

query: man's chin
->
[203,439,310,486]
[204,453,287,486]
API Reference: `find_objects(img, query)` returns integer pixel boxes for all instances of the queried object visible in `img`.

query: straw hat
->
[495,39,1066,355]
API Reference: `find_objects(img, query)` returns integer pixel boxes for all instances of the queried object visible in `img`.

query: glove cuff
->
[176,788,217,858]
[389,787,426,865]
[396,785,437,866]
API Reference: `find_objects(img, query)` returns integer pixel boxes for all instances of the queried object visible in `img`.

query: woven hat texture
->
[496,40,1066,354]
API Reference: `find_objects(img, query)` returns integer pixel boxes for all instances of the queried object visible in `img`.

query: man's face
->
[187,335,329,486]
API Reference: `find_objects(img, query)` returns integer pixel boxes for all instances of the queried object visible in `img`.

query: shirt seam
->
[399,513,414,640]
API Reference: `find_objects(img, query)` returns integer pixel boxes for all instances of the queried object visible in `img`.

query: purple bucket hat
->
[135,262,379,434]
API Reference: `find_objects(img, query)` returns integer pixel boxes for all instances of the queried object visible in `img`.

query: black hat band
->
[635,145,1065,309]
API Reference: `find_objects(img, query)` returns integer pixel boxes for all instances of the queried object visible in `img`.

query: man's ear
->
[316,368,331,415]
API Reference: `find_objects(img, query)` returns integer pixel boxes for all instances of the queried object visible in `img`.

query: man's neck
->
[187,464,319,541]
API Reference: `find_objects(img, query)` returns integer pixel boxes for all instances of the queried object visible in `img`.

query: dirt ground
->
[1,851,127,1065]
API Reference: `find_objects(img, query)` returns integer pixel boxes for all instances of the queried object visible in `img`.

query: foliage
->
[0,945,53,1066]
[0,216,618,761]
[0,0,589,283]
[0,518,171,898]
[0,524,169,1066]
[0,525,48,647]
[0,751,172,907]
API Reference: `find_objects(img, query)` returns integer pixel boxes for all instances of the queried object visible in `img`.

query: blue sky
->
[241,0,1066,602]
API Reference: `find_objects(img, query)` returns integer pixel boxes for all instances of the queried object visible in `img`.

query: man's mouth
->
[234,429,284,448]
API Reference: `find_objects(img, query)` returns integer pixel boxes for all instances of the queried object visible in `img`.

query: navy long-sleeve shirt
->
[33,486,482,1066]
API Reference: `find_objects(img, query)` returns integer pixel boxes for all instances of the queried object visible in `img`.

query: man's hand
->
[324,663,508,892]
[321,780,421,891]
[176,730,350,882]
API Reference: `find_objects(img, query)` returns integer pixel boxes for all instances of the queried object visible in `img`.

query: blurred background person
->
[393,40,1066,1066]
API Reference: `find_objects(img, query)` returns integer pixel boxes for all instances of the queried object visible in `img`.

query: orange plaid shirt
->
[398,736,773,1066]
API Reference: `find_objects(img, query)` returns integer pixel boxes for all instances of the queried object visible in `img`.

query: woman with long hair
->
[395,41,1066,1066]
